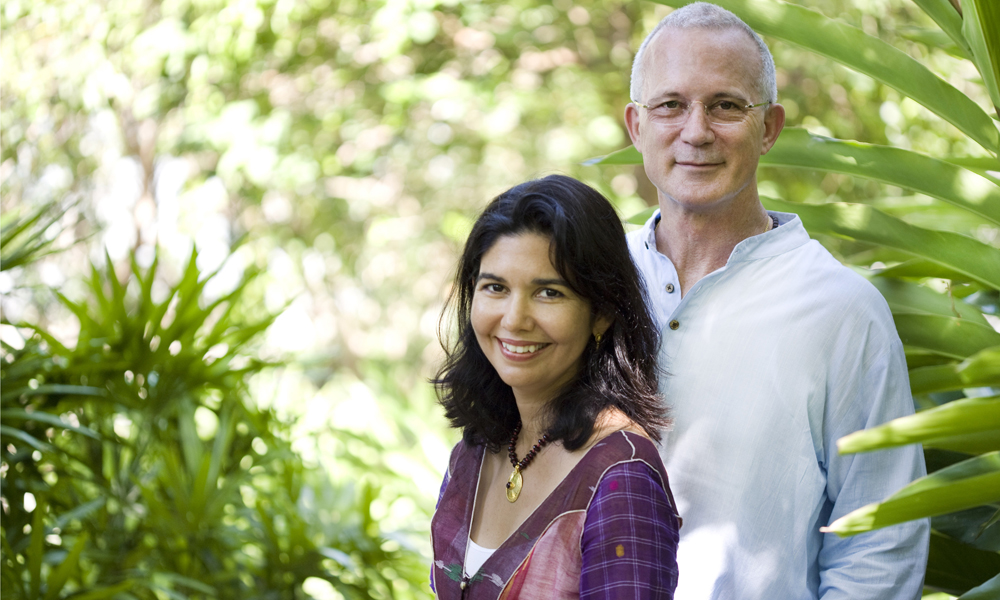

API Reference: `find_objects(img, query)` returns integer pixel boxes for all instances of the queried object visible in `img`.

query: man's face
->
[625,27,784,214]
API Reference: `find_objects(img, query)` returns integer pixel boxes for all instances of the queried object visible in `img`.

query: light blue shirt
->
[627,210,929,600]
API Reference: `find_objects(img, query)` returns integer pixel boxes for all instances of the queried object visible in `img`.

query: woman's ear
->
[593,315,613,339]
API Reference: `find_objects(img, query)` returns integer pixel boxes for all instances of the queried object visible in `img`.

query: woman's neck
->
[513,393,550,444]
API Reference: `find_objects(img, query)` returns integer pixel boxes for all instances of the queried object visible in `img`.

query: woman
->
[431,175,679,599]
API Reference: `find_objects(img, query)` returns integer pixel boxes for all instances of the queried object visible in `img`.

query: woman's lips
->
[498,339,550,359]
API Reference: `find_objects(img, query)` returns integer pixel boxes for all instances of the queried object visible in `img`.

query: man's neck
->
[654,193,769,297]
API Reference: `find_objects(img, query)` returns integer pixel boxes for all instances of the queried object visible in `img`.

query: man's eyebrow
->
[647,90,750,101]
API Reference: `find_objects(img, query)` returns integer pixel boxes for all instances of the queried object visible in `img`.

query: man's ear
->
[761,103,785,155]
[624,103,643,154]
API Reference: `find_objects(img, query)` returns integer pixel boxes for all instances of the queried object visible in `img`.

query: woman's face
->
[471,232,607,404]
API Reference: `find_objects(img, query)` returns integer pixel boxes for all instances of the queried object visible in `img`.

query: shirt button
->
[665,283,675,293]
[669,320,680,330]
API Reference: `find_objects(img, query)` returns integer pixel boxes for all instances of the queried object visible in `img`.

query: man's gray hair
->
[630,2,777,104]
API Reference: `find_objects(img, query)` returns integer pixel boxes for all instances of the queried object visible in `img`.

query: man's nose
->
[679,101,716,145]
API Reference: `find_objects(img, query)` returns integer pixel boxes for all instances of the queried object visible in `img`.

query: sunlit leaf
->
[910,346,1000,394]
[868,277,990,324]
[824,452,1000,536]
[911,0,973,59]
[960,0,1000,113]
[838,396,1000,454]
[582,145,642,166]
[894,314,1000,360]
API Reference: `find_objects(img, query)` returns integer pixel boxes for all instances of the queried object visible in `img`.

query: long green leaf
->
[912,0,973,59]
[868,277,989,324]
[43,532,88,600]
[926,533,1000,596]
[582,145,642,166]
[761,197,1000,290]
[0,383,106,402]
[0,426,54,453]
[823,452,1000,535]
[652,0,1000,153]
[69,581,135,600]
[922,430,1000,454]
[961,574,1000,600]
[760,129,1000,226]
[837,396,1000,454]
[1,409,101,440]
[28,496,45,598]
[876,259,979,283]
[961,0,1000,113]
[910,346,1000,394]
[894,314,1000,360]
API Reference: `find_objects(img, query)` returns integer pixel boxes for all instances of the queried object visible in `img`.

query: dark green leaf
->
[761,129,1000,226]
[926,532,1000,595]
[762,197,1000,290]
[0,426,55,453]
[960,574,1000,600]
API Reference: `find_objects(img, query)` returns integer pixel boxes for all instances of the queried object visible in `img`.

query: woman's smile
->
[471,232,601,404]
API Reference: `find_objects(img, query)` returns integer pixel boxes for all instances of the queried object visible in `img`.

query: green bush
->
[0,206,428,599]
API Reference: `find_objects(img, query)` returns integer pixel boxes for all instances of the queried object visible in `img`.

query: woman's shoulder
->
[445,437,486,473]
[579,410,662,465]
[582,429,663,472]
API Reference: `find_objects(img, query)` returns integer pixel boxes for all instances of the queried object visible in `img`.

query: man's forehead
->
[648,24,760,59]
[642,26,762,93]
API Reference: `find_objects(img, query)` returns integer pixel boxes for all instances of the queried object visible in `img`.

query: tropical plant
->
[590,0,1000,596]
[0,204,428,598]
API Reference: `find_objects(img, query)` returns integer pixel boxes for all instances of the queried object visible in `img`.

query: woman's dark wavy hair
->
[433,174,667,452]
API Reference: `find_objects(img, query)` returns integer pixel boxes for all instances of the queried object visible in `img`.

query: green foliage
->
[592,0,1000,594]
[0,206,425,598]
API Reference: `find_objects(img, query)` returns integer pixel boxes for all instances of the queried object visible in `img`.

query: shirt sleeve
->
[580,461,679,599]
[818,328,930,599]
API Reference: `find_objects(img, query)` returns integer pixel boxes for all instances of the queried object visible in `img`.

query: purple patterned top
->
[430,431,679,599]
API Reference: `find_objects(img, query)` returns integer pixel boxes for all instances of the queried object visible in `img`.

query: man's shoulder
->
[783,238,887,304]
[776,239,898,339]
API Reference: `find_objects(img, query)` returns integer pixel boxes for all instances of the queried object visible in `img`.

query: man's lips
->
[676,160,722,167]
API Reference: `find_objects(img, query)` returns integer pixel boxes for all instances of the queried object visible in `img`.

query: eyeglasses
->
[632,98,771,126]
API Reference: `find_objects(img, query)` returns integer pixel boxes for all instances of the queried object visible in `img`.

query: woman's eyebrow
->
[475,272,504,283]
[533,278,569,287]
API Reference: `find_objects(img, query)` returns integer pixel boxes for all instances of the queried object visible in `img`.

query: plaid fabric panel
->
[579,461,680,599]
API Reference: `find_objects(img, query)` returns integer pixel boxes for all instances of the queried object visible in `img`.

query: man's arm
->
[818,328,929,599]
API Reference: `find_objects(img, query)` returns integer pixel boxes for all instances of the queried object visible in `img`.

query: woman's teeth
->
[501,341,545,354]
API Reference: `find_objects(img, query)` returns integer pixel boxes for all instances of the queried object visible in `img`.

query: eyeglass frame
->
[631,98,772,126]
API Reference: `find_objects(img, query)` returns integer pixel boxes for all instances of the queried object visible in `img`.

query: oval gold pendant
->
[506,468,522,503]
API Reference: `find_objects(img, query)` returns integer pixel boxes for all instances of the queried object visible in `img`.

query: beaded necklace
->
[504,422,550,503]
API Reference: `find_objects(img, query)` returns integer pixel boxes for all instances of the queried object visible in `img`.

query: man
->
[622,3,928,599]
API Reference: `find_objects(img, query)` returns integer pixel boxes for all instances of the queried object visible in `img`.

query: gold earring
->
[595,332,603,344]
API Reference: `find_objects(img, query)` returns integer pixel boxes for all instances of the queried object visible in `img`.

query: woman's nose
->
[500,295,533,331]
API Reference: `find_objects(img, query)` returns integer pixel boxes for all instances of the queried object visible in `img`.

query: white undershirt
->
[464,539,496,577]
